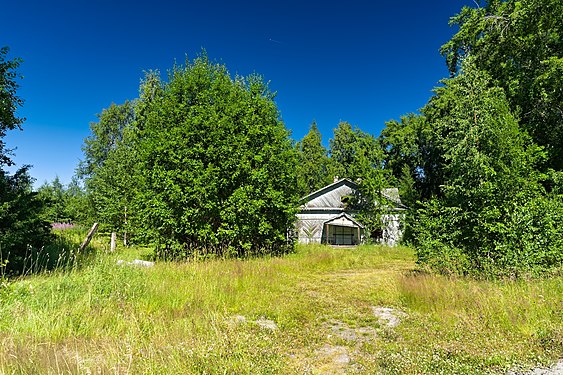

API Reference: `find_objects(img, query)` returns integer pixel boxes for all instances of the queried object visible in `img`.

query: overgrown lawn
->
[0,242,560,374]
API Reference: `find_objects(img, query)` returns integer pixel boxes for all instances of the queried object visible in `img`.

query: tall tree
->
[79,101,138,239]
[410,59,562,276]
[80,101,136,177]
[0,47,51,274]
[441,0,563,170]
[329,121,384,181]
[329,121,391,239]
[379,113,440,205]
[37,177,67,222]
[295,121,331,195]
[125,55,300,257]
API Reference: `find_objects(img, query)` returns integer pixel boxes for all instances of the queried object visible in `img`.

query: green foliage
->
[134,57,299,257]
[412,194,563,277]
[82,54,300,257]
[0,47,52,275]
[424,60,543,202]
[408,60,562,276]
[80,101,136,177]
[295,121,332,196]
[379,114,440,205]
[380,0,563,277]
[0,47,24,167]
[328,121,392,238]
[441,0,563,170]
[329,121,384,181]
[79,101,138,240]
[37,176,87,224]
[0,167,52,275]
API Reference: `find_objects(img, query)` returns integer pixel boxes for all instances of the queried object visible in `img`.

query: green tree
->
[379,113,441,205]
[0,168,52,274]
[328,121,391,239]
[0,47,24,167]
[0,47,51,274]
[329,121,384,181]
[441,0,563,170]
[37,176,88,224]
[37,177,67,222]
[79,101,138,241]
[80,101,136,177]
[295,121,332,195]
[64,176,88,224]
[131,55,300,257]
[410,59,562,276]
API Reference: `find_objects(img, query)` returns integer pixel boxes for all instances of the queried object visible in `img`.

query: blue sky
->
[3,0,473,187]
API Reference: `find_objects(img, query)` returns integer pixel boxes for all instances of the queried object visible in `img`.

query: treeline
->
[395,0,563,277]
[79,57,301,258]
[276,0,563,276]
[1,0,561,277]
[76,58,390,258]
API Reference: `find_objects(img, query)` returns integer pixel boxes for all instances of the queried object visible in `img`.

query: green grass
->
[0,239,561,374]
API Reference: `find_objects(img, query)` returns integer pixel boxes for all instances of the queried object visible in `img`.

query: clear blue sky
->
[3,0,473,187]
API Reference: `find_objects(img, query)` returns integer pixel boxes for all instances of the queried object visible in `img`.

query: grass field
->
[0,236,561,374]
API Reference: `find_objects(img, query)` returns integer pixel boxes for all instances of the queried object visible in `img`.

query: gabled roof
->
[300,178,407,210]
[324,213,365,229]
[300,178,357,209]
[300,178,358,203]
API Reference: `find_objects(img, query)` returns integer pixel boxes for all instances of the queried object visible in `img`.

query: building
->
[296,178,405,246]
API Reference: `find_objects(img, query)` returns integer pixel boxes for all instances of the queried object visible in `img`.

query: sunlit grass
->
[0,241,560,374]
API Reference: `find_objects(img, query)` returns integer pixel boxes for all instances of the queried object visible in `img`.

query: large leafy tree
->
[379,113,440,206]
[129,55,300,257]
[329,121,391,238]
[79,101,138,239]
[0,47,51,274]
[410,60,562,276]
[295,121,332,196]
[441,0,563,170]
[329,121,384,181]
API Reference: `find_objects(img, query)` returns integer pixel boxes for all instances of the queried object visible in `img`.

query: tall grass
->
[0,226,104,278]
[0,243,560,374]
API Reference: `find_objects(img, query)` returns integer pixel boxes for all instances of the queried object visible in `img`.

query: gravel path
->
[509,360,563,375]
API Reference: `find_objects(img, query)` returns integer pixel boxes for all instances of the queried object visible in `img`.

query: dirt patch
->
[325,319,378,343]
[371,306,407,328]
[314,344,351,373]
[508,359,563,375]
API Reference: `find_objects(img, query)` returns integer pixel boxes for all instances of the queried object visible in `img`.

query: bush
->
[131,55,300,257]
[0,167,53,275]
[409,195,563,277]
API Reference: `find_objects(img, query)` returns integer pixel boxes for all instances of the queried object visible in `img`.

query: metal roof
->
[323,213,365,229]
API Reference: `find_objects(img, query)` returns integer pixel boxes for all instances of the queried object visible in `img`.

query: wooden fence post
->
[110,232,117,252]
[79,223,99,252]
[123,206,128,246]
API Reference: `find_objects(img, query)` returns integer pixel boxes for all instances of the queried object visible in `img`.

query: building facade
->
[296,178,405,246]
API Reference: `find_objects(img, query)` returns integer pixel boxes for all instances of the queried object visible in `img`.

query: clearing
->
[0,243,561,374]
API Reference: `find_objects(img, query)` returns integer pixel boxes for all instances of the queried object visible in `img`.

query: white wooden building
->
[296,178,405,246]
